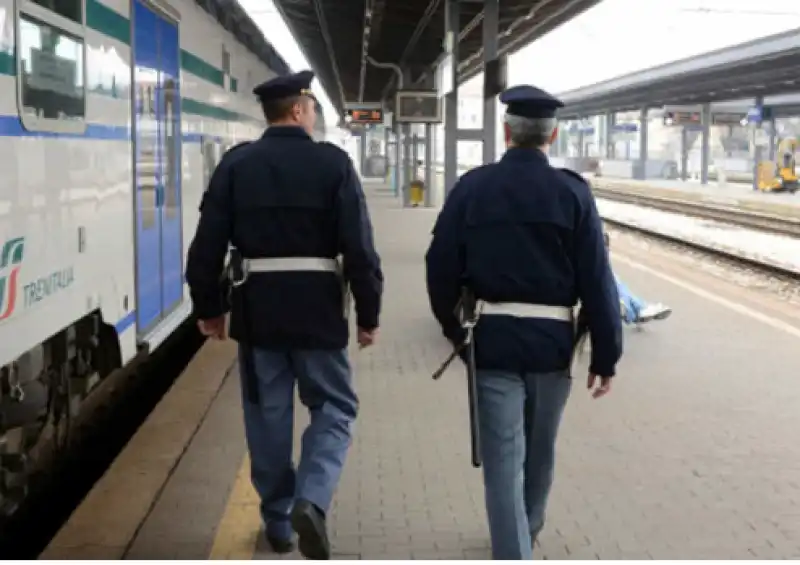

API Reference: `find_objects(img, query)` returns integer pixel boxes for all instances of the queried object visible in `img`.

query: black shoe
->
[266,532,294,554]
[291,499,330,560]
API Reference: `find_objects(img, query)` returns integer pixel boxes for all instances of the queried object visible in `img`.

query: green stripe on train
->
[0,6,258,123]
[88,0,235,89]
[86,0,230,88]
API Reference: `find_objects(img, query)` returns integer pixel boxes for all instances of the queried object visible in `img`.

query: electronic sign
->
[346,108,384,124]
[395,90,442,124]
[663,111,701,126]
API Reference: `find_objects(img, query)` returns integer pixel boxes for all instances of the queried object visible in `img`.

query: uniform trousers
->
[476,369,572,559]
[238,346,358,539]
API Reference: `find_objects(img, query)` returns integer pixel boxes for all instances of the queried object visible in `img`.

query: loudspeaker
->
[483,56,507,99]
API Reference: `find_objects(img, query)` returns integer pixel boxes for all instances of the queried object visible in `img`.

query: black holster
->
[228,248,260,404]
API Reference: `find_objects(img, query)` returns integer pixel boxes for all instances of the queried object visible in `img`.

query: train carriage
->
[0,0,318,515]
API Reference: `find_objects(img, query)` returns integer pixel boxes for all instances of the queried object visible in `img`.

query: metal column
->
[424,123,433,206]
[481,0,498,164]
[359,129,368,176]
[700,103,711,185]
[394,121,403,197]
[383,126,390,181]
[751,96,764,192]
[443,0,459,199]
[637,107,648,180]
[680,127,688,181]
[605,112,615,158]
[412,132,419,181]
[402,124,411,206]
[768,119,777,161]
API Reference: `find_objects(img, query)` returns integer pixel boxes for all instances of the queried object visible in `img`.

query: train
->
[0,0,323,515]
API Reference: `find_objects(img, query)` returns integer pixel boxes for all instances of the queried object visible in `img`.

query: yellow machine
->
[409,180,425,207]
[758,138,799,193]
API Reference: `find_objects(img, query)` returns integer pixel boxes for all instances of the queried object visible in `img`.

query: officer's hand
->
[587,373,612,399]
[198,316,227,340]
[357,327,378,349]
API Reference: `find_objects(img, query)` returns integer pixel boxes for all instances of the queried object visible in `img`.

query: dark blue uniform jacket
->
[185,126,383,350]
[425,147,622,377]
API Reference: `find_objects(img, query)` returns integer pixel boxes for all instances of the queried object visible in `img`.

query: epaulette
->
[318,140,347,154]
[558,167,590,184]
[224,141,251,155]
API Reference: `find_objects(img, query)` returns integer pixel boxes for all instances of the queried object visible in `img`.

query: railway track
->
[592,186,800,238]
[601,216,800,281]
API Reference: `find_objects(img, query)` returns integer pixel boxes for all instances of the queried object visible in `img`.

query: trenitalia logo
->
[0,237,25,321]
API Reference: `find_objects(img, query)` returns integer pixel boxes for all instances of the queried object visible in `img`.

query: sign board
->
[712,112,745,126]
[663,111,701,126]
[395,90,442,124]
[612,122,638,133]
[663,104,702,113]
[345,107,384,124]
[344,101,382,109]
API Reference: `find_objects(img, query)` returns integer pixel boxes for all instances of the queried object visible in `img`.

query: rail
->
[418,161,800,279]
[602,216,800,281]
[593,187,800,238]
[419,162,800,236]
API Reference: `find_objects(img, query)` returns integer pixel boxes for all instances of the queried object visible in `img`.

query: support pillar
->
[680,127,689,181]
[700,103,711,185]
[394,120,402,196]
[424,124,433,206]
[481,0,498,165]
[605,112,615,159]
[768,119,777,161]
[636,107,648,180]
[382,127,390,181]
[359,129,368,177]
[403,124,412,206]
[443,0,459,198]
[752,96,764,192]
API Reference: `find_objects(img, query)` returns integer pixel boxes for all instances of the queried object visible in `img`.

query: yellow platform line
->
[209,454,261,560]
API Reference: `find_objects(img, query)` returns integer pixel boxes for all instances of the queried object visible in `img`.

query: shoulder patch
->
[557,167,590,184]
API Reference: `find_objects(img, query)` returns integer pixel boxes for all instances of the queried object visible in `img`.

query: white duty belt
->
[476,300,573,322]
[231,256,350,318]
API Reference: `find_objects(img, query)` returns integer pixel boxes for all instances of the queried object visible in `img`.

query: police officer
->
[425,84,622,559]
[185,70,383,560]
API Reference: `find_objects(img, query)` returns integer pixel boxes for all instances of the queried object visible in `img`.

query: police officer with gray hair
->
[426,84,622,559]
[186,70,383,559]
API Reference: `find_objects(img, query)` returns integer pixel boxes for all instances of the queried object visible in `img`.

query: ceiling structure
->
[197,0,291,77]
[557,29,800,118]
[270,0,601,117]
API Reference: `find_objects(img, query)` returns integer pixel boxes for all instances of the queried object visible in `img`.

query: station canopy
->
[272,0,600,117]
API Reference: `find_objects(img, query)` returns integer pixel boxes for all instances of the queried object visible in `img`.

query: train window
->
[29,0,82,24]
[16,3,86,134]
[222,46,230,75]
[163,78,179,220]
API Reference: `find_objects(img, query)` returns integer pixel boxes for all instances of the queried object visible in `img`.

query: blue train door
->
[157,14,183,317]
[132,0,183,335]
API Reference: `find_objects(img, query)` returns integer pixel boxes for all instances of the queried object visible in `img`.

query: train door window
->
[163,78,179,219]
[16,0,86,133]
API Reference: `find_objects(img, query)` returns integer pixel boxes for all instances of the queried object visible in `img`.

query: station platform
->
[42,181,800,560]
[590,175,800,219]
